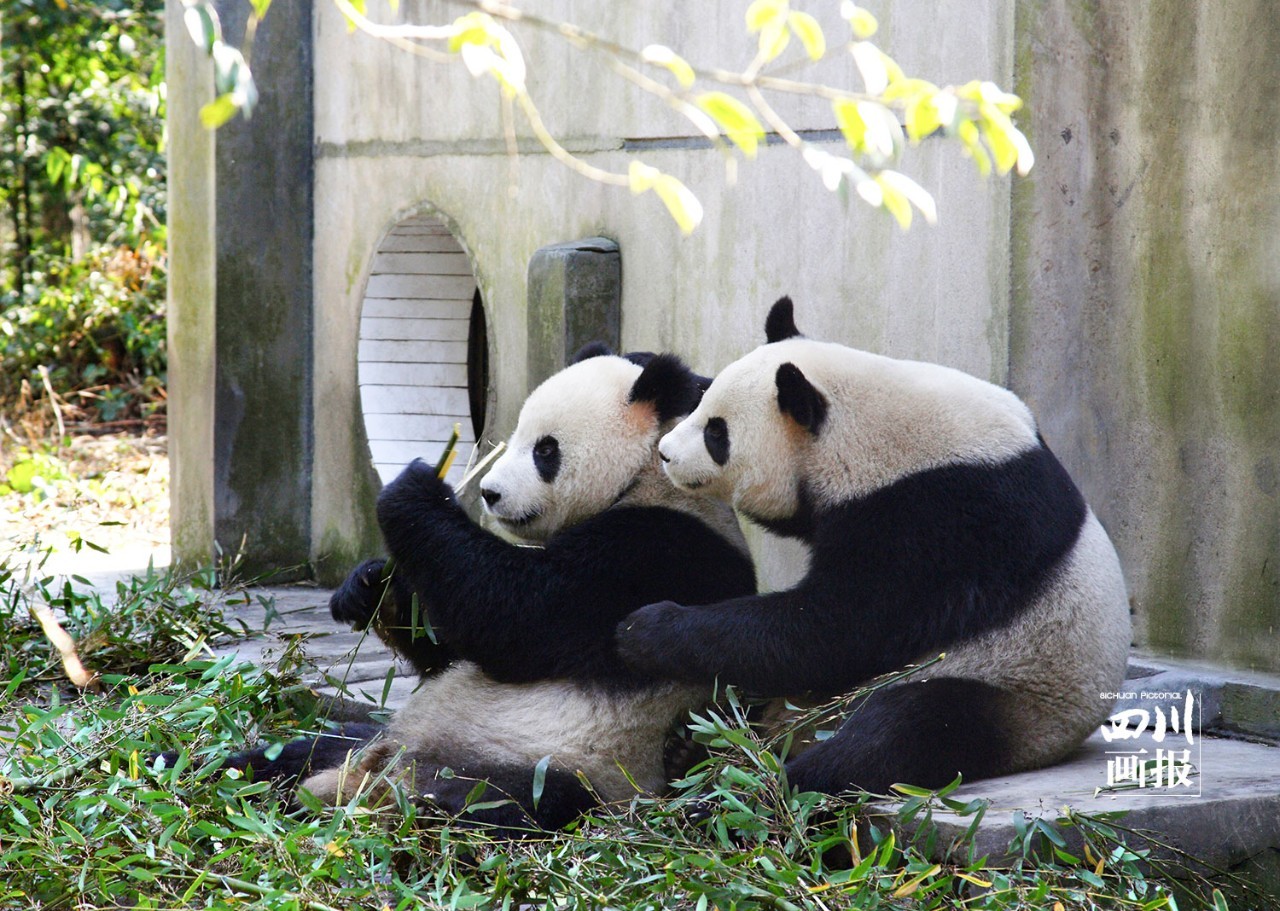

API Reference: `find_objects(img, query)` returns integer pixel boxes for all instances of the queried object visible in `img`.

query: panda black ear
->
[571,341,615,363]
[775,362,827,436]
[629,353,702,423]
[623,351,657,368]
[765,296,801,343]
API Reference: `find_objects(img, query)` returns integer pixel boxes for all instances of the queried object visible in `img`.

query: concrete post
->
[526,237,622,390]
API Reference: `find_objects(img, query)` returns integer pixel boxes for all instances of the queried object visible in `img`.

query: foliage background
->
[1,0,166,432]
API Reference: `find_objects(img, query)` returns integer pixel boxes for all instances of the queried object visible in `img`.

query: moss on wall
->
[1013,0,1280,671]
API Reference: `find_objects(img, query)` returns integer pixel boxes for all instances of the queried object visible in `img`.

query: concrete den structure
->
[166,1,1279,679]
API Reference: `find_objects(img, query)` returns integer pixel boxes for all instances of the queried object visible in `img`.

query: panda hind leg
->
[153,722,383,792]
[415,762,600,836]
[783,677,1016,797]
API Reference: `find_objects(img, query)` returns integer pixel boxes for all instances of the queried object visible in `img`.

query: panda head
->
[478,344,708,542]
[658,296,1039,534]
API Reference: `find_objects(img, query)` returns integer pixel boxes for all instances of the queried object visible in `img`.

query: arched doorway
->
[357,214,488,485]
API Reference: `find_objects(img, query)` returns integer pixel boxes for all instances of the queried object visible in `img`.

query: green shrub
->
[0,242,166,422]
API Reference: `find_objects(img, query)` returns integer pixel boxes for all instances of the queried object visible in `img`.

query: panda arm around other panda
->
[617,444,1089,696]
[374,458,755,685]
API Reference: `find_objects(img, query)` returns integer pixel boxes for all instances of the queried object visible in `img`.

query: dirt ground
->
[0,432,170,579]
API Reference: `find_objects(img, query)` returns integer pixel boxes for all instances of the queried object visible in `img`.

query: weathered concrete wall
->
[1011,1,1280,671]
[166,1,315,574]
[307,0,1016,587]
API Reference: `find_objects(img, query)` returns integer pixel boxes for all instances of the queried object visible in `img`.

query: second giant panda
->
[615,297,1130,796]
[304,346,756,831]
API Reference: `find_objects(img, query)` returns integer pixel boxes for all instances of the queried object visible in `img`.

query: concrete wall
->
[1011,1,1280,672]
[307,0,1015,587]
[166,0,314,576]
[171,1,1280,669]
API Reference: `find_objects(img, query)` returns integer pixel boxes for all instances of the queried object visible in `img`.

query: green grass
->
[0,551,1239,910]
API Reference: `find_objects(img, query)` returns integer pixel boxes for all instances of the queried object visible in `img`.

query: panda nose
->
[481,488,502,507]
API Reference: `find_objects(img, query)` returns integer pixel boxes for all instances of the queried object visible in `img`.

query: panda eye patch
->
[533,435,561,482]
[704,418,730,466]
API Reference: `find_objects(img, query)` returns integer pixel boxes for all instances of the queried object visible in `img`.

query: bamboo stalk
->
[29,601,100,692]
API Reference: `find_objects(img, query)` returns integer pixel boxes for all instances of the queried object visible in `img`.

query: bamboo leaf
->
[892,864,940,899]
[531,754,552,809]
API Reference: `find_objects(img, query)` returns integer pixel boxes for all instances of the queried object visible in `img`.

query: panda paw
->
[329,558,390,630]
[615,600,688,675]
[376,459,459,526]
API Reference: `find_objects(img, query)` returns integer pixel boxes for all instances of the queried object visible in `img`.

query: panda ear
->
[571,341,615,363]
[775,362,828,435]
[765,296,801,343]
[629,353,703,423]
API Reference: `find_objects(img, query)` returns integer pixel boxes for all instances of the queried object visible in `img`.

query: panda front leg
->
[329,557,458,676]
[780,677,1017,796]
[415,761,600,835]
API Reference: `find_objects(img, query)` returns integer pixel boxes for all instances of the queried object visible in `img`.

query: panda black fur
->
[305,347,756,831]
[616,297,1130,796]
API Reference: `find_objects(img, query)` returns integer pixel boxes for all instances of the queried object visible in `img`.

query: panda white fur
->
[615,298,1131,794]
[301,346,756,830]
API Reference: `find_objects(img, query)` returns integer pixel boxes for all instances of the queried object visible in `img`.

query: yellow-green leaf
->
[879,169,937,224]
[833,98,897,162]
[882,77,938,104]
[641,44,695,88]
[957,119,991,175]
[841,2,878,39]
[979,108,1019,174]
[892,865,941,899]
[653,174,703,234]
[199,93,239,129]
[697,92,766,158]
[758,21,791,61]
[788,11,825,60]
[876,174,912,229]
[448,12,493,54]
[832,98,866,152]
[628,160,660,194]
[746,0,788,32]
[903,88,953,142]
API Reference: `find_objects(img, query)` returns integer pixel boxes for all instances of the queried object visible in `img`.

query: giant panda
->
[615,297,1131,796]
[299,345,757,831]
